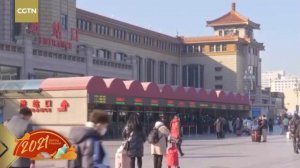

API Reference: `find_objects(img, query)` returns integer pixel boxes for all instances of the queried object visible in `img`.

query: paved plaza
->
[36,127,300,168]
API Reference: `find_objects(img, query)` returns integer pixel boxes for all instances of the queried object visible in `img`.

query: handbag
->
[123,131,133,151]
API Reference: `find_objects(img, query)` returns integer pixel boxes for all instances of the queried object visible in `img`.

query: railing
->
[182,124,198,136]
[0,42,24,53]
[93,58,133,70]
[32,48,86,63]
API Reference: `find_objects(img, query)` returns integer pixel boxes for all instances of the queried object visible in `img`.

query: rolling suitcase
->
[251,130,261,142]
[115,145,130,168]
[236,129,242,136]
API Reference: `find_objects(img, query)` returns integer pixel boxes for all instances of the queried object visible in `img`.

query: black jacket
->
[260,119,268,129]
[122,127,146,157]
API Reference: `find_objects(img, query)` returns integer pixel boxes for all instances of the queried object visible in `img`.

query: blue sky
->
[77,0,300,75]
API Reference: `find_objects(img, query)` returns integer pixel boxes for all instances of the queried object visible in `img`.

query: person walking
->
[151,121,169,168]
[234,117,242,136]
[228,119,233,133]
[5,107,35,168]
[283,116,289,134]
[214,118,223,139]
[68,110,110,168]
[260,115,268,142]
[122,113,146,168]
[289,113,300,154]
[268,118,274,134]
[169,115,184,156]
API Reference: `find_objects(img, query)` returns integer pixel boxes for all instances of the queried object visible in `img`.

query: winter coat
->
[122,127,146,157]
[68,126,107,168]
[260,119,268,129]
[289,117,300,135]
[151,121,170,155]
[170,117,181,139]
[235,119,242,130]
[214,119,223,133]
[5,115,33,167]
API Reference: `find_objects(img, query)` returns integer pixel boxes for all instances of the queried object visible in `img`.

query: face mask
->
[99,127,107,136]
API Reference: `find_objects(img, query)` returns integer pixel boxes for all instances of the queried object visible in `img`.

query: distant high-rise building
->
[262,71,299,92]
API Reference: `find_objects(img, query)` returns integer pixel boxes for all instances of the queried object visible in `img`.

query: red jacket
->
[170,118,181,139]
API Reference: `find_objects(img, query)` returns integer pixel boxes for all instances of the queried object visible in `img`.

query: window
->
[216,45,221,52]
[136,56,143,81]
[60,14,68,30]
[215,67,222,72]
[0,65,20,80]
[114,52,128,62]
[96,24,110,36]
[215,85,223,90]
[171,64,178,85]
[159,61,168,84]
[145,58,155,82]
[215,76,223,80]
[219,30,223,36]
[209,45,215,52]
[222,44,227,51]
[182,64,204,88]
[96,49,111,59]
[33,69,80,79]
[224,29,234,36]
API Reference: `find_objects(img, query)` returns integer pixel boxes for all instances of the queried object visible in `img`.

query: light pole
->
[244,66,256,116]
[294,79,300,113]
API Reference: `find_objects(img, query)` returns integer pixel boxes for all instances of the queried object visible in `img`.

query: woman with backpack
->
[122,113,146,168]
[150,121,170,168]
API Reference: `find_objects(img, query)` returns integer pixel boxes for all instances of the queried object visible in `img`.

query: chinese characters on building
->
[27,22,79,50]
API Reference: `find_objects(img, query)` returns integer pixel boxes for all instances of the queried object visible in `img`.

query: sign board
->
[252,107,261,118]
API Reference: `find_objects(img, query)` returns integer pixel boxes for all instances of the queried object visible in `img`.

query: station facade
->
[0,1,264,93]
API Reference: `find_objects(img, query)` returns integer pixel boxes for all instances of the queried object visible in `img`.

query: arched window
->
[96,49,111,59]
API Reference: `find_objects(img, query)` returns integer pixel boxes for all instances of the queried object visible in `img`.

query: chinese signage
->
[57,100,69,112]
[20,99,52,112]
[28,22,79,50]
[19,99,70,113]
[134,98,143,106]
[115,97,125,105]
[151,99,159,106]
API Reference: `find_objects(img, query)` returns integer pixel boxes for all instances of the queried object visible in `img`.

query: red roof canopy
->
[216,91,227,103]
[38,76,249,105]
[103,78,127,96]
[157,84,175,99]
[197,88,209,102]
[184,87,198,101]
[141,82,160,98]
[208,90,218,102]
[171,86,187,100]
[123,80,145,97]
[40,76,107,94]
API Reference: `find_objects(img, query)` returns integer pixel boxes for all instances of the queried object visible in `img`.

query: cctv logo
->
[15,0,39,23]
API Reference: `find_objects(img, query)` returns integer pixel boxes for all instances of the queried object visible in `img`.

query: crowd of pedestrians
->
[6,107,300,168]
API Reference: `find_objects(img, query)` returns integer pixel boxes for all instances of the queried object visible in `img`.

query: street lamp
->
[294,79,300,113]
[244,66,256,98]
[244,66,256,115]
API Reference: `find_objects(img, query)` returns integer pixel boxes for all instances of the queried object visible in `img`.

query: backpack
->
[290,120,297,134]
[147,126,162,144]
[68,144,82,168]
[68,140,108,168]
